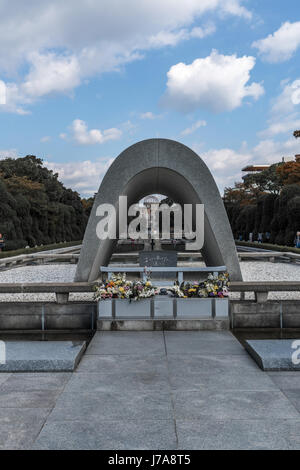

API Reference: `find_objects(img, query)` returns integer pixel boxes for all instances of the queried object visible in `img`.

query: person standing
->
[0,234,4,252]
[295,232,300,249]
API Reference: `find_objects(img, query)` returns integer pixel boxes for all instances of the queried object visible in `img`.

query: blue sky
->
[0,0,300,196]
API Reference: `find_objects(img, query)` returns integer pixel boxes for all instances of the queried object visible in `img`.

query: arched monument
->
[75,138,242,282]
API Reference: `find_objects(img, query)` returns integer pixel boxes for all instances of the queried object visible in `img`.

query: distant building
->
[143,195,160,221]
[242,155,300,180]
[143,195,159,209]
[242,164,270,173]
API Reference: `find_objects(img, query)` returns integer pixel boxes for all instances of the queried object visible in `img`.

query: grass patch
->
[236,240,300,254]
[0,240,82,259]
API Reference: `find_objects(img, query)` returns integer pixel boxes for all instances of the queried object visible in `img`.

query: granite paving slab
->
[269,372,300,390]
[86,331,165,356]
[0,408,50,450]
[166,353,260,375]
[0,373,11,386]
[0,373,71,392]
[173,390,299,420]
[76,354,168,374]
[165,331,245,355]
[166,353,277,390]
[33,419,177,450]
[245,339,300,371]
[281,390,300,413]
[176,419,300,450]
[1,331,300,450]
[0,341,86,372]
[64,370,171,393]
[168,368,278,391]
[48,389,173,422]
[0,390,60,409]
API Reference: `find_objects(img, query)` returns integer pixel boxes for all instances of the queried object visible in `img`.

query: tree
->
[276,162,300,186]
[294,130,300,139]
[243,164,283,195]
[0,155,89,249]
[81,197,95,217]
[223,158,300,246]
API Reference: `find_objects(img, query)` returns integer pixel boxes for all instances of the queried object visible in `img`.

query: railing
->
[237,252,300,263]
[0,280,299,304]
[0,282,95,303]
[0,253,79,269]
[1,249,299,271]
[100,265,227,283]
[230,281,300,302]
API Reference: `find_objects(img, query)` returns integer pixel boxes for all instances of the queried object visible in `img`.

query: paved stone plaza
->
[1,331,300,449]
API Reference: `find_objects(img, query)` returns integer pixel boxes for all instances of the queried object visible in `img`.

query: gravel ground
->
[237,261,300,300]
[0,264,83,302]
[0,264,76,284]
[0,261,299,301]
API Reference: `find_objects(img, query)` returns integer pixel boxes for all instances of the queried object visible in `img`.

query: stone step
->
[97,318,229,331]
[245,339,300,371]
[0,341,86,372]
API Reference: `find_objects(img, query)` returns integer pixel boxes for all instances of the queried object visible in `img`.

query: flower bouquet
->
[94,273,157,302]
[168,272,230,298]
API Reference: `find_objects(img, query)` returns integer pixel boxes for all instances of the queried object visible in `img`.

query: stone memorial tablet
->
[139,251,177,279]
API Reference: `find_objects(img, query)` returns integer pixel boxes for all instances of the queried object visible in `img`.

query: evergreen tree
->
[0,155,90,249]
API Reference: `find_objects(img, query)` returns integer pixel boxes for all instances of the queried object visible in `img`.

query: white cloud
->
[163,50,264,113]
[52,133,299,196]
[0,149,18,159]
[259,79,300,138]
[148,23,216,47]
[0,82,32,115]
[140,112,161,120]
[46,157,114,196]
[140,112,156,120]
[202,147,250,172]
[122,120,138,135]
[271,79,300,116]
[40,136,51,143]
[0,80,6,104]
[252,21,300,63]
[259,118,300,139]
[220,0,252,20]
[44,132,300,196]
[22,52,81,97]
[252,138,300,164]
[147,29,190,48]
[193,131,300,193]
[190,24,217,38]
[193,145,251,192]
[181,120,207,136]
[68,119,122,145]
[51,132,300,196]
[0,0,251,113]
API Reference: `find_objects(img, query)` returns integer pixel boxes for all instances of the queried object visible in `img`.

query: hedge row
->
[236,240,300,254]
